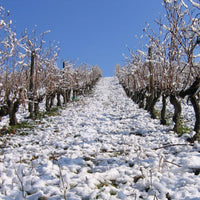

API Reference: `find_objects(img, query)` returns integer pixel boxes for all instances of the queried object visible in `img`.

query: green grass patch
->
[35,107,60,120]
[177,121,192,136]
[110,190,117,196]
[37,107,60,119]
[19,132,29,136]
[154,109,161,119]
[12,121,34,129]
[110,179,118,188]
[45,107,60,116]
[0,121,35,136]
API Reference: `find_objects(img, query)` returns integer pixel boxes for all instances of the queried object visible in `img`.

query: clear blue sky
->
[1,0,164,77]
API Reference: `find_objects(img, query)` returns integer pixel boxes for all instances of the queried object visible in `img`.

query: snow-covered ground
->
[0,77,200,200]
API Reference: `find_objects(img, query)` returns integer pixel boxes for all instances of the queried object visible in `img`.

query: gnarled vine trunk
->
[28,50,36,119]
[180,77,200,141]
[138,89,146,109]
[149,90,161,119]
[34,95,44,118]
[7,100,20,126]
[190,95,200,141]
[160,94,168,125]
[0,106,8,121]
[170,94,182,133]
[57,91,61,107]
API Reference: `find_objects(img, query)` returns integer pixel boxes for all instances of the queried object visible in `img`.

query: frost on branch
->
[188,0,200,8]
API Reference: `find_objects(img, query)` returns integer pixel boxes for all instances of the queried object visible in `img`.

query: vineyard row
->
[0,7,102,126]
[116,0,200,142]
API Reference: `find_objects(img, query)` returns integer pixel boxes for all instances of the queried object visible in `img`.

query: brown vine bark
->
[0,106,8,121]
[180,77,200,98]
[170,94,182,133]
[149,90,161,119]
[138,89,146,109]
[161,94,168,125]
[180,77,200,141]
[57,91,61,106]
[34,95,44,118]
[189,95,200,141]
[28,50,36,119]
[7,100,20,126]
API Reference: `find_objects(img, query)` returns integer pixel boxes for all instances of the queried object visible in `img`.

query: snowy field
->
[0,77,200,200]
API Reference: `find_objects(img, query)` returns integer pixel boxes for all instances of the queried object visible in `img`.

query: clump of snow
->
[0,77,199,199]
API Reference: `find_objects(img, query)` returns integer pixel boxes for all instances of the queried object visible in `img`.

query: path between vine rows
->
[0,77,200,200]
